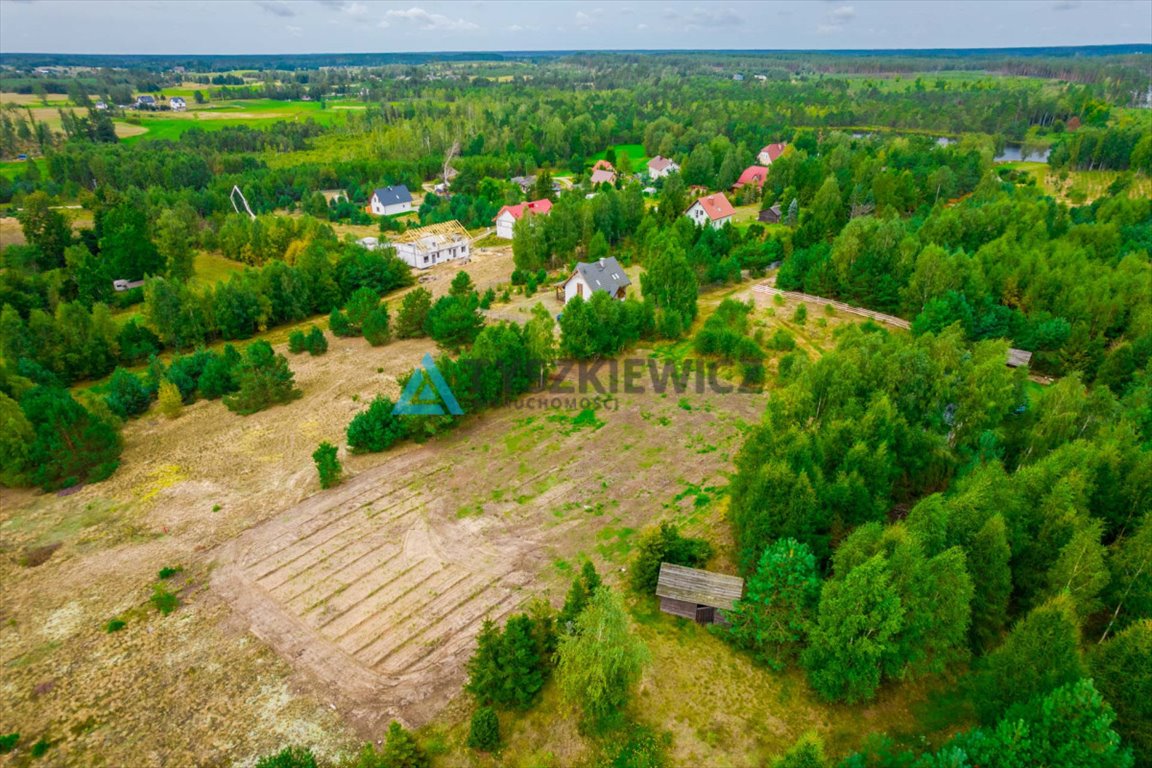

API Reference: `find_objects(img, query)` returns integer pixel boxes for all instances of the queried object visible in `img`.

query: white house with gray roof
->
[559,256,631,304]
[368,185,413,216]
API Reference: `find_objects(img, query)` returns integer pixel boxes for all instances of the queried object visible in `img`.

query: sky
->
[0,0,1149,55]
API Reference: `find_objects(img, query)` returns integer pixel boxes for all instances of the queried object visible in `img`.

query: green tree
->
[254,746,317,768]
[629,522,714,593]
[329,307,353,337]
[803,555,904,703]
[524,302,557,385]
[18,191,71,270]
[1090,620,1151,764]
[641,237,698,339]
[362,305,391,346]
[467,707,500,752]
[0,391,33,485]
[975,593,1086,723]
[157,379,182,419]
[558,561,602,632]
[1046,519,1110,619]
[498,614,545,709]
[346,397,407,453]
[449,270,476,298]
[425,294,483,352]
[306,326,328,355]
[155,204,197,282]
[312,441,341,489]
[288,329,308,354]
[772,733,827,768]
[105,368,151,419]
[344,286,379,332]
[556,588,650,726]
[967,514,1013,652]
[724,538,821,670]
[465,619,504,706]
[224,341,301,415]
[395,287,432,339]
[377,721,429,768]
[20,386,123,490]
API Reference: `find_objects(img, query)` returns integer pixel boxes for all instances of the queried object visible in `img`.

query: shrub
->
[792,304,808,325]
[105,618,126,633]
[157,566,182,579]
[288,329,308,354]
[150,584,179,615]
[329,307,353,337]
[105,368,152,419]
[254,746,318,768]
[346,397,407,453]
[467,706,501,751]
[157,379,182,418]
[224,341,301,415]
[0,733,19,753]
[362,305,391,346]
[395,287,432,339]
[312,441,342,489]
[305,326,328,355]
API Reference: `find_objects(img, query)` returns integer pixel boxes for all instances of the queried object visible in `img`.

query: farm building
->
[494,198,553,239]
[169,97,187,111]
[734,165,770,190]
[112,279,146,292]
[758,142,787,165]
[391,220,471,269]
[557,256,631,304]
[655,563,744,625]
[368,185,413,217]
[685,193,735,229]
[647,155,680,179]
[759,204,782,224]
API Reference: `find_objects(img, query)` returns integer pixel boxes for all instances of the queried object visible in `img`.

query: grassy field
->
[116,99,365,144]
[588,143,649,171]
[1003,161,1152,203]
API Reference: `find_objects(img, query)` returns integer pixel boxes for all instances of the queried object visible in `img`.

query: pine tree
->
[105,368,152,419]
[362,305,391,346]
[772,733,827,768]
[968,514,1012,651]
[465,619,503,705]
[305,326,328,355]
[377,721,429,768]
[467,707,500,752]
[312,442,341,489]
[329,307,353,337]
[395,288,432,339]
[498,614,545,709]
[224,341,301,415]
[346,397,407,453]
[157,379,183,419]
[288,329,308,354]
[559,561,602,632]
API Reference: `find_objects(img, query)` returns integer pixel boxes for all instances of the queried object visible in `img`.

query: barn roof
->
[1006,348,1033,368]
[655,563,744,610]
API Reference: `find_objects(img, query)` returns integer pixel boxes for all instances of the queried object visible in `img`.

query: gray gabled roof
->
[572,256,631,295]
[372,185,412,206]
[655,563,744,610]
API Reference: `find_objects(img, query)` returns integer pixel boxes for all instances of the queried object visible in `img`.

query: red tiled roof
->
[592,159,616,172]
[690,193,735,221]
[760,143,787,162]
[495,198,554,222]
[735,165,770,188]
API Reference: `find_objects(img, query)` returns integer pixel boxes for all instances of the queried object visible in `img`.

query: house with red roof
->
[757,142,787,165]
[592,159,615,172]
[685,193,735,229]
[494,198,553,239]
[734,165,771,190]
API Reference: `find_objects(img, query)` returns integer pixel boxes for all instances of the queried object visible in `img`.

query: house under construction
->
[391,220,471,270]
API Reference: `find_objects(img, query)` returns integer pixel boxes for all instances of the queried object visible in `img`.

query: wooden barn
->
[655,563,744,625]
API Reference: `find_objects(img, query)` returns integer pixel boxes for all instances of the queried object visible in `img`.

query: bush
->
[329,307,353,337]
[362,305,391,346]
[224,341,301,415]
[158,566,182,579]
[105,618,126,633]
[105,368,152,419]
[150,584,179,615]
[629,523,714,593]
[792,304,808,325]
[395,287,432,339]
[305,326,328,355]
[312,441,342,489]
[0,733,19,754]
[288,329,308,354]
[346,397,407,453]
[157,379,182,418]
[467,707,501,751]
[254,746,318,768]
[765,329,796,352]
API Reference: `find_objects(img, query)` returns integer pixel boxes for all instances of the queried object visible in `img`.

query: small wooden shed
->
[655,563,744,625]
[1006,348,1033,369]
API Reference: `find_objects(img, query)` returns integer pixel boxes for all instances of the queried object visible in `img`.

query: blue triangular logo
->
[393,353,463,416]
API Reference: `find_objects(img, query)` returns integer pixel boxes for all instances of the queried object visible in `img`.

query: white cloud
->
[254,0,296,18]
[833,5,855,20]
[380,6,479,31]
[286,24,303,36]
[637,22,648,30]
[671,6,742,28]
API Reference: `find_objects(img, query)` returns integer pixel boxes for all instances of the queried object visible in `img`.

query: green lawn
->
[588,143,649,172]
[0,158,43,180]
[119,98,362,144]
[190,251,247,288]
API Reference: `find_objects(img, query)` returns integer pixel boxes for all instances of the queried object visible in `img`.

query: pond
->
[995,144,1051,162]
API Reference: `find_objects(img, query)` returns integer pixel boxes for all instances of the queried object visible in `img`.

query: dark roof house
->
[372,185,413,206]
[558,256,632,303]
[758,204,782,224]
[655,563,744,624]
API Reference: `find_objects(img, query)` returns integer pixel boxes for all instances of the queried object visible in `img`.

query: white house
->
[134,95,156,110]
[757,142,787,166]
[391,220,470,270]
[647,156,680,179]
[685,193,735,229]
[368,185,413,217]
[94,101,108,111]
[494,198,553,239]
[169,97,187,111]
[559,256,631,304]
